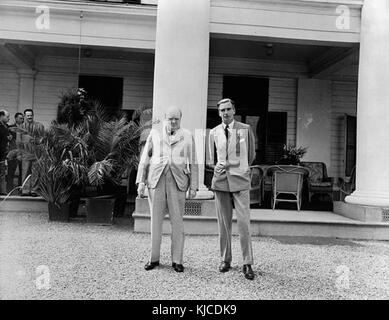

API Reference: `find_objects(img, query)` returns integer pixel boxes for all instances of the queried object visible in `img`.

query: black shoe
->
[219,261,231,273]
[172,262,184,273]
[243,264,255,280]
[144,261,159,271]
[172,262,184,272]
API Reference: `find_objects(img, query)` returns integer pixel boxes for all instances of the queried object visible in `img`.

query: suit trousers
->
[214,189,254,265]
[147,168,186,264]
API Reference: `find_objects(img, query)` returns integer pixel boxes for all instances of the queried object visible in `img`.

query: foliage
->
[278,144,308,165]
[85,105,153,188]
[16,123,90,206]
[56,88,95,127]
[16,88,154,203]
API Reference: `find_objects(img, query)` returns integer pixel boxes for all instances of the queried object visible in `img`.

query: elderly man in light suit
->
[136,107,198,273]
[207,98,256,280]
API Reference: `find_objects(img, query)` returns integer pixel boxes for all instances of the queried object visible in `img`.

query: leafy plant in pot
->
[277,144,308,166]
[17,123,89,221]
[83,107,152,223]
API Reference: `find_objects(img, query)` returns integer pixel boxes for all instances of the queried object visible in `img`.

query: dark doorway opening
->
[222,75,269,164]
[344,114,356,177]
[78,75,123,118]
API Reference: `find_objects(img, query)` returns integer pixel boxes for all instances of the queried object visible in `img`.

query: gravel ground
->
[1,211,388,300]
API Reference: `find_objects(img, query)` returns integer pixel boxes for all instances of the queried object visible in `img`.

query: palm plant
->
[15,94,153,211]
[85,105,153,190]
[16,123,90,207]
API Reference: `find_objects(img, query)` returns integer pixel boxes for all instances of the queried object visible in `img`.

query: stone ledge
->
[134,197,216,217]
[0,196,47,212]
[333,201,388,223]
[133,212,389,240]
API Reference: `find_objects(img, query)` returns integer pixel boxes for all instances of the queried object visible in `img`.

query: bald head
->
[0,109,10,124]
[165,106,182,134]
[165,106,182,119]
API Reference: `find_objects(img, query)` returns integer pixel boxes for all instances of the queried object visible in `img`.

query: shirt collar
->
[222,120,234,130]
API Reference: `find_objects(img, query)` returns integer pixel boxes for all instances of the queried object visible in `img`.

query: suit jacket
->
[207,120,256,192]
[136,127,198,192]
[0,123,9,161]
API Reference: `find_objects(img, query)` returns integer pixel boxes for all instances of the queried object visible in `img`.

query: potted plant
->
[278,144,308,165]
[17,123,89,221]
[83,107,152,223]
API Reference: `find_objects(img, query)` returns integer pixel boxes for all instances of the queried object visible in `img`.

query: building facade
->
[1,0,388,211]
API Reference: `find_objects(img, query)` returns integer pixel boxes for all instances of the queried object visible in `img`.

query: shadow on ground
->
[270,236,363,247]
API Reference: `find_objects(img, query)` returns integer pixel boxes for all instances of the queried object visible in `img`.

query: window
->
[265,112,287,164]
[344,114,356,176]
[78,75,123,118]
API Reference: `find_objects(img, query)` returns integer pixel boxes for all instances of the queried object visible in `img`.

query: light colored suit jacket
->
[207,121,256,192]
[136,127,198,192]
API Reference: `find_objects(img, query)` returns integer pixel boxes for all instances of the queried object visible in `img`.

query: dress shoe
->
[172,262,184,273]
[144,261,159,271]
[243,264,255,280]
[219,261,231,273]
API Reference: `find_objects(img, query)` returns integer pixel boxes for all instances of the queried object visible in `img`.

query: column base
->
[346,190,389,207]
[194,187,214,200]
[333,201,388,223]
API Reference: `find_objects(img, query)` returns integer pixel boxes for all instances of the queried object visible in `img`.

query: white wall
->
[330,81,357,178]
[0,63,19,117]
[210,0,361,44]
[1,54,358,176]
[0,55,154,127]
[296,79,332,170]
[207,56,300,145]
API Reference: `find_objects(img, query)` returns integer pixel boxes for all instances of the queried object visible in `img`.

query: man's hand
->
[188,189,197,199]
[215,162,226,173]
[137,182,146,198]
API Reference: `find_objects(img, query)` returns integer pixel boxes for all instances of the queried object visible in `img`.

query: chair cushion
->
[302,162,324,183]
[310,182,332,187]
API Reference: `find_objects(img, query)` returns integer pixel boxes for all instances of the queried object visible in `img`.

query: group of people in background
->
[0,108,44,196]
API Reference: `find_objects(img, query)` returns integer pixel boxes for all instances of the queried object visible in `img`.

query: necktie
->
[224,124,229,141]
[225,124,229,160]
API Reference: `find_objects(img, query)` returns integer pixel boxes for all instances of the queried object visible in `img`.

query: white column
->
[17,68,36,112]
[346,0,389,206]
[152,0,213,199]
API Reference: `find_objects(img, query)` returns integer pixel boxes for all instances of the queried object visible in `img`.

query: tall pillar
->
[152,0,213,198]
[17,68,36,112]
[346,0,389,206]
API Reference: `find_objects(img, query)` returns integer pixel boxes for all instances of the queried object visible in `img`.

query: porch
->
[1,195,389,240]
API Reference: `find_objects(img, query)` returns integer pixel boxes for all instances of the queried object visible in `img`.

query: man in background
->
[0,110,12,195]
[7,112,24,193]
[21,108,44,196]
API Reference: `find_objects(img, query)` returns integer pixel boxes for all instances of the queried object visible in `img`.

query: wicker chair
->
[267,165,309,211]
[204,166,263,205]
[300,161,334,202]
[249,165,264,205]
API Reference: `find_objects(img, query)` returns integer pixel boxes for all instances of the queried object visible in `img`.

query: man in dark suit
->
[0,110,12,195]
[7,112,24,192]
[207,98,256,280]
[20,108,44,196]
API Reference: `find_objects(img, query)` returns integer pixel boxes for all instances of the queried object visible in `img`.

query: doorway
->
[78,75,123,118]
[222,76,269,164]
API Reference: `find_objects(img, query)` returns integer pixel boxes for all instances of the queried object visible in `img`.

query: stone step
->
[133,198,389,241]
